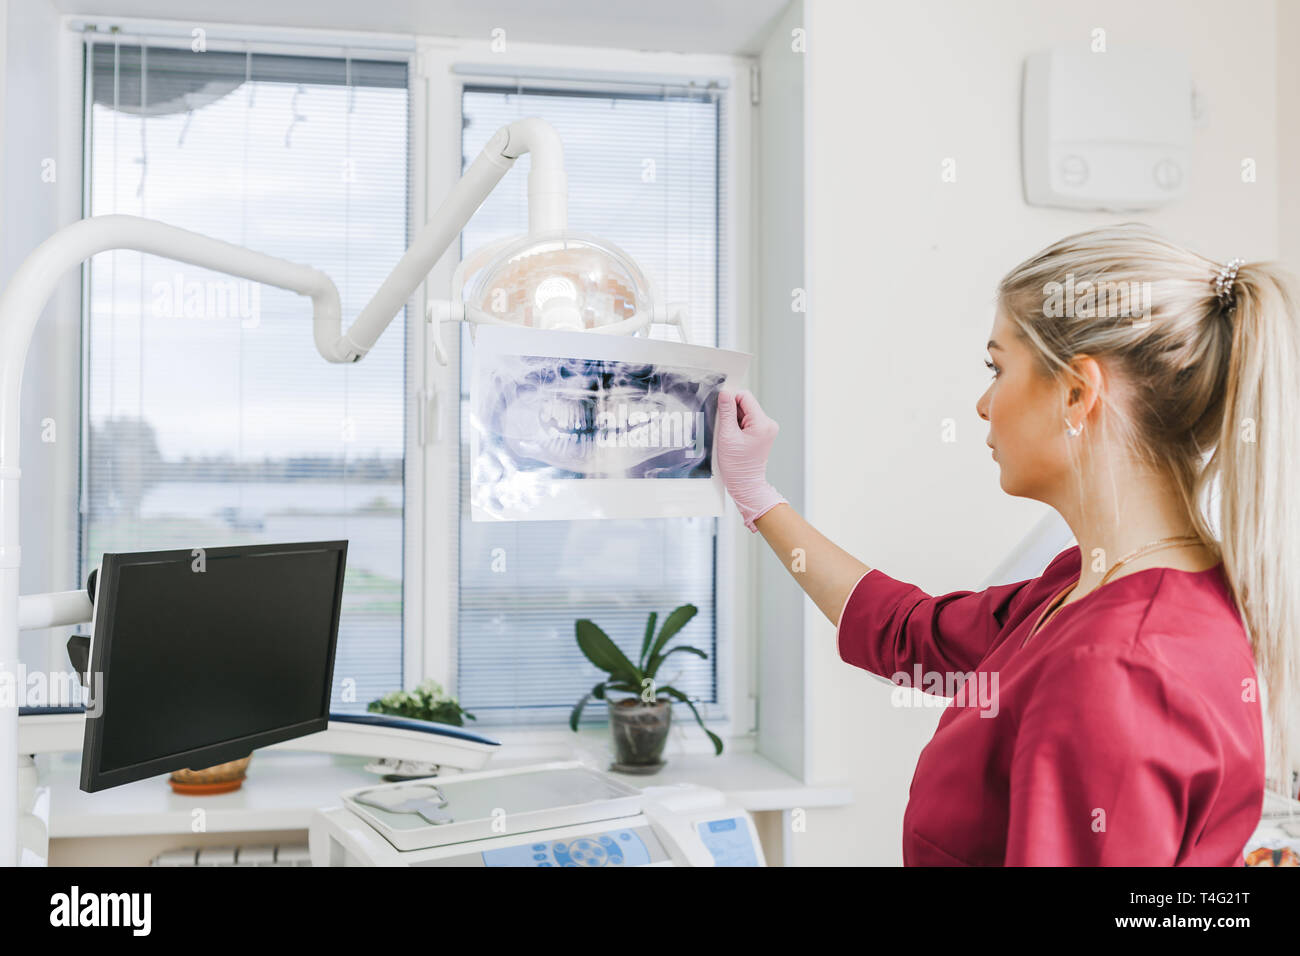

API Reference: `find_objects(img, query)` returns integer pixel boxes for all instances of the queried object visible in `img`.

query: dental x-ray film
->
[469,326,750,521]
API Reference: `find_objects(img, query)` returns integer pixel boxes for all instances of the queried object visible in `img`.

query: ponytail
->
[1206,264,1300,798]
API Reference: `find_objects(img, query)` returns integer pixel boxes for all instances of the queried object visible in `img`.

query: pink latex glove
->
[715,389,787,532]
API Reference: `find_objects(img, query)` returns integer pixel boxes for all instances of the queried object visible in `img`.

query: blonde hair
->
[997,223,1300,798]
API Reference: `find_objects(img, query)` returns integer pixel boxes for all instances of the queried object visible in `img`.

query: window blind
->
[82,42,410,712]
[456,83,727,727]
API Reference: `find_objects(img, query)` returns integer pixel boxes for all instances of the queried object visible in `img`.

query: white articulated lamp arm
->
[0,116,568,865]
[319,117,566,361]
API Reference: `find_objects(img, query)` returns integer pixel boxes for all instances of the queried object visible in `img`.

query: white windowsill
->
[39,737,852,839]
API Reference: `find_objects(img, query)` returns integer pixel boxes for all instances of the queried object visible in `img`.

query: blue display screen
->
[697,816,758,867]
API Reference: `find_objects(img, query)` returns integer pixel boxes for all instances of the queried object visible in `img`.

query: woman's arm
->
[715,390,871,626]
[717,389,1042,678]
[753,503,871,626]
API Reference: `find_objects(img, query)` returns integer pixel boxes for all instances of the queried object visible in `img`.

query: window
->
[81,43,410,712]
[456,84,728,726]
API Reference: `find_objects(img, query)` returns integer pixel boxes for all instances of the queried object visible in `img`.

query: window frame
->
[59,24,426,699]
[418,39,757,748]
[51,21,758,749]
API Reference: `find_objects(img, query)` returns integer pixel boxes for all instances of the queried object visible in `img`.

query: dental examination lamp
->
[0,117,687,865]
[430,223,691,365]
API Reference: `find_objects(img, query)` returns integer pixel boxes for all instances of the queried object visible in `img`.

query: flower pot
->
[607,698,671,774]
[168,755,251,795]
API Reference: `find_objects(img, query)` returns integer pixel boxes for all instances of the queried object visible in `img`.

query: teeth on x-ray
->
[542,399,595,436]
[546,426,596,461]
[478,353,724,483]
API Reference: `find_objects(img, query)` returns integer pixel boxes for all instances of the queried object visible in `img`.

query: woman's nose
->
[976,386,991,422]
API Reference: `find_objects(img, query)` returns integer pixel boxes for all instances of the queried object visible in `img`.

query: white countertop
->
[39,746,852,839]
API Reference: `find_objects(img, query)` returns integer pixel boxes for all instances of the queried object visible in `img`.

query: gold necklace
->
[1024,534,1204,645]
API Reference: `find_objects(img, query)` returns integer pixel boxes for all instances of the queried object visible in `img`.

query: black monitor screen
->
[81,541,347,792]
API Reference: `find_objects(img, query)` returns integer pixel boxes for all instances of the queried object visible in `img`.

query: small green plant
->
[569,603,722,754]
[368,678,475,727]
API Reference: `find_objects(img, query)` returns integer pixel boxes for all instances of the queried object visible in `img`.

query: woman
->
[716,224,1299,866]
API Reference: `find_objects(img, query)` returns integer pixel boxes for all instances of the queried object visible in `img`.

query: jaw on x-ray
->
[469,327,749,521]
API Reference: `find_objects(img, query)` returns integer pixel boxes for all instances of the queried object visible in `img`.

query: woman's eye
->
[984,359,1000,379]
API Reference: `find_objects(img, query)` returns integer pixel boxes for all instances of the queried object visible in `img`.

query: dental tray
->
[341,761,645,852]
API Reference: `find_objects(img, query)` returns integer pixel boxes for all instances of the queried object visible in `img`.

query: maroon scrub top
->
[836,546,1266,866]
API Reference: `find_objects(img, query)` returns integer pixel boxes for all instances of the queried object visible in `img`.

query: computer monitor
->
[80,541,348,793]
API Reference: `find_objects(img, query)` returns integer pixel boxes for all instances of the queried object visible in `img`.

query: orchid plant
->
[569,603,722,754]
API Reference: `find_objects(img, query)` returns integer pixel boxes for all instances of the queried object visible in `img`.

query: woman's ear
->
[1066,354,1104,421]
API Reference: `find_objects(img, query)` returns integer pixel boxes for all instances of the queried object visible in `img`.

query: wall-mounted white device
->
[1022,48,1195,211]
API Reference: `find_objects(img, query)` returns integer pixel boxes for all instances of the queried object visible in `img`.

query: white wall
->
[0,4,6,228]
[1281,0,1300,277]
[2,0,80,674]
[754,0,806,784]
[795,0,1284,865]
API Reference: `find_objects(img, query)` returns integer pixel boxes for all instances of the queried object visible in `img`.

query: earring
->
[1064,416,1083,438]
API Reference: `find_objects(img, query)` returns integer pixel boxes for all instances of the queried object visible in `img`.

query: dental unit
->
[0,117,705,865]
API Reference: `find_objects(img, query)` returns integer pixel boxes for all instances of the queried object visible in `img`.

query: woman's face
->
[976,309,1073,501]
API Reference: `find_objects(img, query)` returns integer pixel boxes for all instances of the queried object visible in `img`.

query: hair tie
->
[1214,257,1244,309]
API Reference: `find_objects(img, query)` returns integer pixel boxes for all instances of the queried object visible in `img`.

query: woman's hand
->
[716,390,788,532]
[716,389,871,624]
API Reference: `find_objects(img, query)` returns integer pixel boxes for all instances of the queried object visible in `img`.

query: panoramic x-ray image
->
[470,326,749,521]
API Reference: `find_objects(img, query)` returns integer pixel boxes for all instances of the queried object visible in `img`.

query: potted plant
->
[569,604,722,773]
[365,679,476,780]
[368,679,476,727]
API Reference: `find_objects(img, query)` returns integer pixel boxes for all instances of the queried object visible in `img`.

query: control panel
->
[481,826,658,867]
